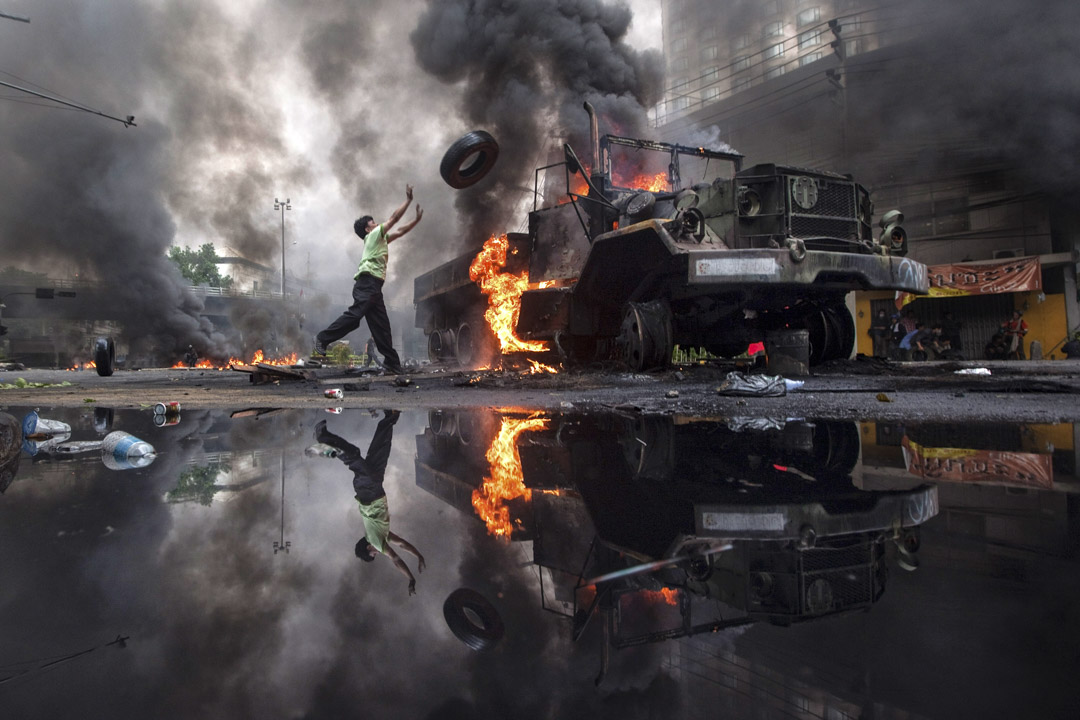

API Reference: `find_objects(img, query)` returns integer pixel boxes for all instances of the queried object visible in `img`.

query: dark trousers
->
[316,416,396,504]
[317,273,401,369]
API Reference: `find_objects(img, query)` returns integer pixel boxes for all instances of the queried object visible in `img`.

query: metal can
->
[153,412,181,427]
[325,407,343,414]
[153,401,181,415]
[324,388,344,399]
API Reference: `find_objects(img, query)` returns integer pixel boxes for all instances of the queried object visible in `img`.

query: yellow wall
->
[854,291,895,356]
[1011,291,1070,359]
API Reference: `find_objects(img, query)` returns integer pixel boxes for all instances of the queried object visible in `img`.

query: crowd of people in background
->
[869,308,965,361]
[871,304,1078,362]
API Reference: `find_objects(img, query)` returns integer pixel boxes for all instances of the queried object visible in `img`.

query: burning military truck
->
[416,103,929,371]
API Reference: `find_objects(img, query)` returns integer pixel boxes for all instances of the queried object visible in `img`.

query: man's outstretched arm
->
[384,545,418,595]
[388,531,425,573]
[387,205,422,242]
[383,184,413,232]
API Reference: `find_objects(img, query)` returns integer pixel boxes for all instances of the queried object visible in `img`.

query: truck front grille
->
[787,175,860,242]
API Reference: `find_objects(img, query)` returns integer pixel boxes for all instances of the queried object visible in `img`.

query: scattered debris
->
[0,378,74,389]
[715,372,787,397]
[231,363,316,385]
[955,367,991,375]
[342,382,370,392]
[392,377,414,388]
[876,393,893,402]
[665,390,679,398]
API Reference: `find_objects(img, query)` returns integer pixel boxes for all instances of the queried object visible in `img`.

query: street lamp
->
[273,455,291,555]
[274,197,291,296]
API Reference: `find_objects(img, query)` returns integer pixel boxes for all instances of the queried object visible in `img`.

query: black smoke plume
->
[410,0,664,248]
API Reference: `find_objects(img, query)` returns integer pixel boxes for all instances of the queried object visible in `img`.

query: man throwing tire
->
[313,185,423,374]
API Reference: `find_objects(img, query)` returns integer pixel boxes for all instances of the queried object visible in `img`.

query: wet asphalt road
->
[2,357,1079,422]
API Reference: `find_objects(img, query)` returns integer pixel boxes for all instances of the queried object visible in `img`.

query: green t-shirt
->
[355,223,388,280]
[358,495,390,553]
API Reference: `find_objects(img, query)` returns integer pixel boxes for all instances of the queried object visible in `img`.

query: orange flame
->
[471,414,549,538]
[469,234,549,355]
[171,350,299,370]
[641,587,680,606]
[66,361,97,371]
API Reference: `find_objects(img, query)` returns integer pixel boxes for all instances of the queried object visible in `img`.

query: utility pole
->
[274,198,291,296]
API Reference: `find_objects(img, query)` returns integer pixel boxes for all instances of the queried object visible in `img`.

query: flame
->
[471,414,549,538]
[66,361,97,371]
[170,350,299,370]
[526,359,557,374]
[469,234,549,355]
[641,587,680,606]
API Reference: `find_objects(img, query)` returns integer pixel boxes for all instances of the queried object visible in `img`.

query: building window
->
[733,77,752,93]
[700,25,717,40]
[703,86,722,101]
[733,33,751,50]
[701,45,718,61]
[845,38,861,57]
[703,66,720,81]
[797,7,821,28]
[765,42,785,59]
[672,96,692,111]
[672,37,688,53]
[733,55,751,71]
[763,21,784,39]
[764,65,786,80]
[672,78,690,92]
[799,51,823,66]
[761,0,780,16]
[670,17,688,34]
[670,56,689,72]
[799,29,823,49]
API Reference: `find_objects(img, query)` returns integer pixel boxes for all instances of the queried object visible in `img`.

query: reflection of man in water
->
[314,413,425,595]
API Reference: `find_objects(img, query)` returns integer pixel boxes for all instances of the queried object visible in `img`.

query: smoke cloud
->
[410,0,664,246]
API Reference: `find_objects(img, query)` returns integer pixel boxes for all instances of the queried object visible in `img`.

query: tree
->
[167,243,234,288]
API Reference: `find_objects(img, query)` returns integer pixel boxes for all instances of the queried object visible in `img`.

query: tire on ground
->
[94,337,115,377]
[440,131,500,189]
[443,588,504,651]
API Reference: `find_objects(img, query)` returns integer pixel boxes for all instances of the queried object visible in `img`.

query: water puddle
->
[1,405,1077,718]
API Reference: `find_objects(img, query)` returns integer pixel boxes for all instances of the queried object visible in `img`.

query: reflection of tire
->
[94,337,115,377]
[443,588,504,651]
[440,131,500,189]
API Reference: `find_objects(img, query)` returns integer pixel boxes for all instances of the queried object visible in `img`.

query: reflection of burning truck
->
[416,103,929,370]
[416,410,937,673]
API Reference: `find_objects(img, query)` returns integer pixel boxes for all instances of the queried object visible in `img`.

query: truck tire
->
[617,300,672,371]
[93,337,115,377]
[443,588,504,651]
[440,131,500,189]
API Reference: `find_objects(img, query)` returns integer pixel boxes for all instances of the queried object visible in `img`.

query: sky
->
[0,0,664,361]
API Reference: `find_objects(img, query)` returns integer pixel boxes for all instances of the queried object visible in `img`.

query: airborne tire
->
[440,131,500,189]
[93,337,115,377]
[443,588,504,651]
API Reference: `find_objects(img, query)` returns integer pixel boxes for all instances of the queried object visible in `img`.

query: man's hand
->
[417,555,426,573]
[414,205,423,223]
[405,184,414,201]
[408,579,417,596]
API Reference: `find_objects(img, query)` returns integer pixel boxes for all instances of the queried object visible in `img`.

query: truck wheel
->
[617,300,672,371]
[443,588,504,651]
[428,329,456,362]
[93,337,115,377]
[440,131,500,189]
